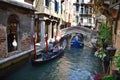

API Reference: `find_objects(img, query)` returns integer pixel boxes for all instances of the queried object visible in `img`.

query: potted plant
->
[113,51,120,78]
[94,48,106,60]
[96,23,112,48]
[95,23,112,58]
[95,23,114,59]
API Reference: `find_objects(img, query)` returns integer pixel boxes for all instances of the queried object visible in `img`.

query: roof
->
[0,0,35,11]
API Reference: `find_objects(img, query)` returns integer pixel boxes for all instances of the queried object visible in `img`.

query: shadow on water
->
[3,46,102,80]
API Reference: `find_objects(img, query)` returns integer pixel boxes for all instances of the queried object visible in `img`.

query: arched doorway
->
[7,14,19,52]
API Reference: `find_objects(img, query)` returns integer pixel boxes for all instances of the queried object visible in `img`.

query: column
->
[30,15,34,49]
[57,23,61,41]
[53,23,57,37]
[40,20,45,49]
[48,22,52,40]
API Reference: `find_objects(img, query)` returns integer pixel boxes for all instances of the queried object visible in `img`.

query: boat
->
[31,47,64,66]
[71,34,84,48]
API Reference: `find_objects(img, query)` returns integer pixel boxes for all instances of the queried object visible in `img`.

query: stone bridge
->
[60,26,97,47]
[60,26,97,38]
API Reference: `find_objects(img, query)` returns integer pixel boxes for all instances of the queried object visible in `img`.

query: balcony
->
[79,13,92,17]
[80,3,93,7]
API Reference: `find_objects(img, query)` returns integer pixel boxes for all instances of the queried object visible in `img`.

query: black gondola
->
[31,48,64,66]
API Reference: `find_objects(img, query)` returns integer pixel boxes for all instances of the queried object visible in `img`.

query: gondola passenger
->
[75,35,79,41]
[53,45,60,55]
[49,40,54,52]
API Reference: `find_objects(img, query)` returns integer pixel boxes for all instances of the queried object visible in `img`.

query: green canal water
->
[4,46,102,80]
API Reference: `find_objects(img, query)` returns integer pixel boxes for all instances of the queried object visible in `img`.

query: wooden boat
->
[31,48,64,66]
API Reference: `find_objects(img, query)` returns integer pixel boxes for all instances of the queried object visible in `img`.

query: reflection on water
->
[5,46,102,80]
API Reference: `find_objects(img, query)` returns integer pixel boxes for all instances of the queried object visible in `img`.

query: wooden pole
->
[45,36,48,53]
[33,34,36,59]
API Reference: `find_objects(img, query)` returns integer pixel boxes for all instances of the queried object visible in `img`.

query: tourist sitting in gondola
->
[53,45,60,54]
[48,40,54,52]
[75,34,79,41]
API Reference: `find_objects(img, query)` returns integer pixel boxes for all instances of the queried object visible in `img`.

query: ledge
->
[0,0,35,11]
[0,48,42,65]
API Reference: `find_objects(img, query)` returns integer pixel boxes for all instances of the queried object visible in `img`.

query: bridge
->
[60,26,97,47]
[60,26,97,38]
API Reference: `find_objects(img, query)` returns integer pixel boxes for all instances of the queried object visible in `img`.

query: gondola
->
[31,47,64,66]
[71,35,84,48]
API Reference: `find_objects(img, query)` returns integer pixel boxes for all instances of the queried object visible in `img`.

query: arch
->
[7,14,19,52]
[60,26,92,38]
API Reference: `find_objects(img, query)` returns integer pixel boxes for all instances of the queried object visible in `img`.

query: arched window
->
[7,14,19,52]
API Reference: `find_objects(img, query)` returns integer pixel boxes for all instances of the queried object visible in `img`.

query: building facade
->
[0,0,35,59]
[33,0,75,48]
[73,0,95,29]
[34,0,61,49]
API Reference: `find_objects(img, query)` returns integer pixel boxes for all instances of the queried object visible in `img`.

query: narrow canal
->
[4,46,102,80]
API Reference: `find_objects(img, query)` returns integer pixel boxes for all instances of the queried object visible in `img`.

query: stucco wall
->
[114,19,120,53]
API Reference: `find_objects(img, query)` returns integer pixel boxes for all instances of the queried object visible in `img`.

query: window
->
[55,0,59,12]
[76,0,79,3]
[45,0,50,7]
[85,6,88,14]
[89,7,92,14]
[76,16,79,23]
[89,18,92,24]
[81,18,83,23]
[76,4,79,12]
[82,0,84,3]
[81,7,83,14]
[90,0,92,3]
[7,14,19,52]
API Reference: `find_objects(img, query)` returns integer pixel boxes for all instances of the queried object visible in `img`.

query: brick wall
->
[21,33,31,51]
[0,24,7,59]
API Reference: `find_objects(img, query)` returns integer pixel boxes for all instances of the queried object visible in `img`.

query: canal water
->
[4,46,102,80]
